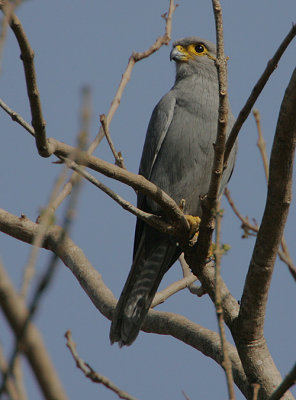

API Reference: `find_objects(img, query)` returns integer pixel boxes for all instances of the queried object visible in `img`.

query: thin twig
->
[187,0,230,277]
[0,138,84,395]
[60,155,177,236]
[20,166,68,298]
[224,187,259,234]
[151,274,197,308]
[0,0,22,72]
[278,238,296,281]
[2,8,53,157]
[268,362,296,400]
[253,109,296,281]
[65,331,138,400]
[50,86,91,210]
[0,344,19,400]
[224,24,296,166]
[182,390,191,400]
[0,99,190,238]
[214,203,235,400]
[54,0,177,208]
[91,0,177,150]
[0,208,249,396]
[179,254,205,296]
[237,67,296,379]
[252,383,260,400]
[184,0,232,327]
[100,114,126,169]
[0,97,35,136]
[253,109,269,182]
[0,259,68,400]
[225,187,296,282]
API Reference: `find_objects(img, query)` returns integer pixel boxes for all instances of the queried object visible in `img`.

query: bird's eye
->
[195,44,205,53]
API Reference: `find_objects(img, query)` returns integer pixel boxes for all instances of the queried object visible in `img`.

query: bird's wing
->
[133,91,176,255]
[138,91,176,183]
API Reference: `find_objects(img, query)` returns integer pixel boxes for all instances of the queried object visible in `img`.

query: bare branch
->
[0,344,19,400]
[224,187,259,234]
[185,0,240,331]
[0,259,68,400]
[2,8,53,157]
[20,165,68,298]
[224,24,296,165]
[269,363,296,400]
[254,109,269,182]
[61,156,176,235]
[151,274,197,308]
[236,68,296,394]
[189,0,229,267]
[186,0,230,277]
[90,0,177,153]
[52,140,190,237]
[65,331,138,400]
[278,237,296,281]
[214,203,235,400]
[179,254,205,296]
[253,109,296,281]
[1,144,83,393]
[225,187,296,281]
[252,383,260,400]
[0,98,189,238]
[0,97,35,136]
[100,114,126,169]
[0,208,248,396]
[56,0,176,208]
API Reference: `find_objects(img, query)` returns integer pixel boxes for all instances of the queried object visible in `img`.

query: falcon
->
[110,37,237,346]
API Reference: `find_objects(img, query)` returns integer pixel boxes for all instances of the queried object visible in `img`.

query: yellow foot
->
[185,215,201,238]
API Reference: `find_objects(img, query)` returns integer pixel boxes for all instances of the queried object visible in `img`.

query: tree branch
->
[214,204,235,399]
[0,98,189,239]
[238,68,296,337]
[65,331,138,400]
[224,24,296,166]
[235,68,296,397]
[0,208,248,397]
[89,0,177,152]
[0,259,68,400]
[2,6,53,157]
[184,0,239,333]
[186,0,230,277]
[269,363,296,400]
[61,156,177,236]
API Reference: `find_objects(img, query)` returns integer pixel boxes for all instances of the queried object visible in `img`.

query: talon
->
[179,199,186,211]
[185,215,201,237]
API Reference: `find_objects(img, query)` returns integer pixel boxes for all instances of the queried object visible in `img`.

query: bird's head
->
[170,37,217,79]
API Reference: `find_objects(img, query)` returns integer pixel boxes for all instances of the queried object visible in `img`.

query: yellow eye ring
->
[188,43,208,56]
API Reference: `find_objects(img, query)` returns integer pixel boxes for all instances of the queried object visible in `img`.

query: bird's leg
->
[184,215,213,261]
[178,199,201,240]
[185,215,201,238]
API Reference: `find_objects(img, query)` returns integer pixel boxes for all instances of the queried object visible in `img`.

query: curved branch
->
[238,67,296,338]
[234,68,296,398]
[3,7,52,157]
[224,24,296,165]
[0,208,248,396]
[0,260,68,400]
[269,363,296,400]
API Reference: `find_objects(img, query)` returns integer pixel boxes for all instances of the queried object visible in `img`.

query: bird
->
[110,36,237,346]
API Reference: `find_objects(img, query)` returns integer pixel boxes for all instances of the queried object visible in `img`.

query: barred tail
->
[110,239,178,346]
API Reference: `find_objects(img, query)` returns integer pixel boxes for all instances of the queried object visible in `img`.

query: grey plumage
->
[110,37,237,346]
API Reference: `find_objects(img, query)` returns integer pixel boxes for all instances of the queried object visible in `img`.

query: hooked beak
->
[170,46,187,61]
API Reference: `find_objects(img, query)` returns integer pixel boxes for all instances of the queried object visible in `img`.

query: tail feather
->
[110,236,179,346]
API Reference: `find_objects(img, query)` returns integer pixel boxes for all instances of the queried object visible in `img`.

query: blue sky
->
[1,1,296,399]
